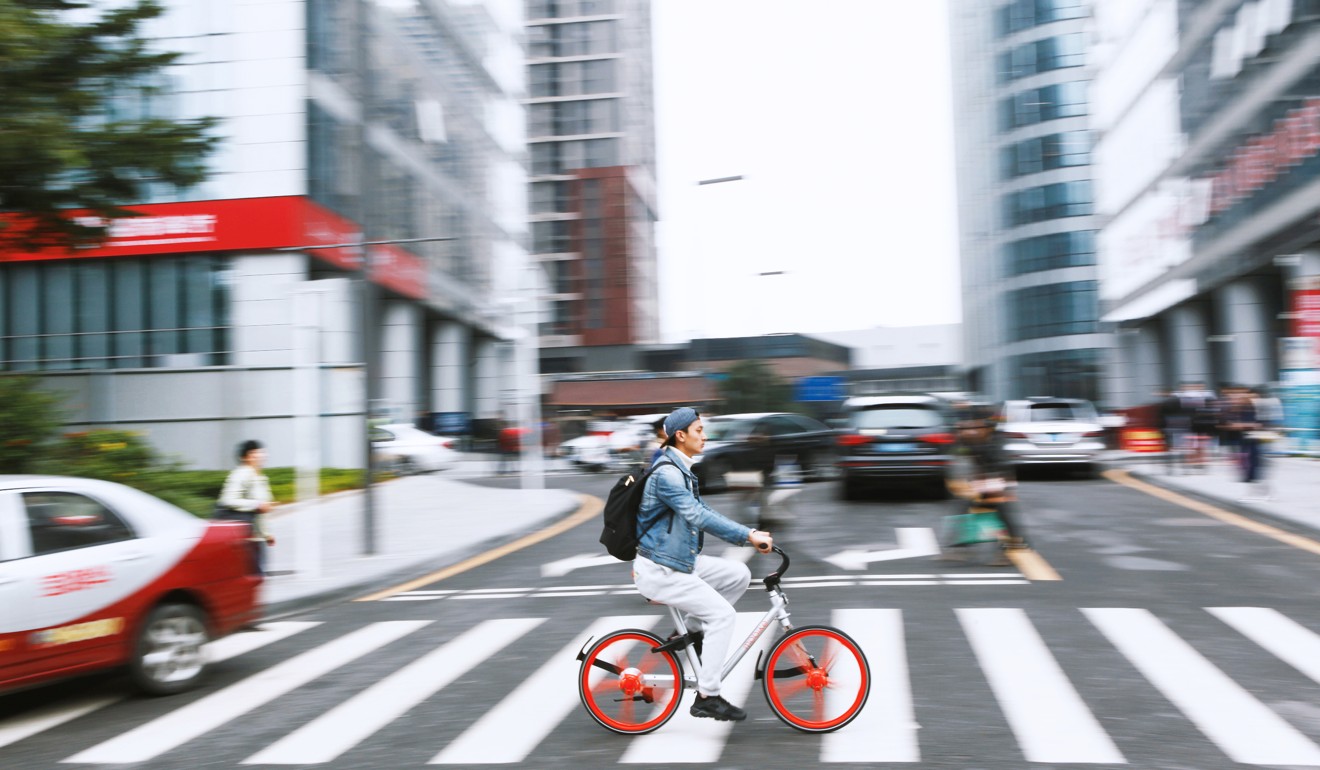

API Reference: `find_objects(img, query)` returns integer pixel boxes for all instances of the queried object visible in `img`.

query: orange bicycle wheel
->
[578,629,685,734]
[762,625,869,732]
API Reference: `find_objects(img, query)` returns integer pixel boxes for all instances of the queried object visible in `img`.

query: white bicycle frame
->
[647,584,795,688]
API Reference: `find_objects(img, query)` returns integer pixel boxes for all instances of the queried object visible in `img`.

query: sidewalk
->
[257,468,581,617]
[1111,450,1320,535]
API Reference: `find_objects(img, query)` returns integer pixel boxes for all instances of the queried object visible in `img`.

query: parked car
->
[997,397,1106,475]
[0,476,262,696]
[558,415,667,472]
[693,412,838,493]
[834,394,956,500]
[370,423,458,474]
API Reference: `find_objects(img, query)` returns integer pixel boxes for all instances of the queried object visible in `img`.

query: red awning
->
[550,378,716,408]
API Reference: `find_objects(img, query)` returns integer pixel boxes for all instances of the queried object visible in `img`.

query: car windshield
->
[851,406,943,430]
[1015,402,1097,422]
[704,419,753,441]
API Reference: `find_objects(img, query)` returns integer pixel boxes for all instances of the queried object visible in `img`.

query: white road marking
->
[822,608,918,762]
[0,622,317,751]
[430,615,660,764]
[1086,607,1320,766]
[959,608,1123,763]
[1209,607,1320,685]
[64,621,429,764]
[245,618,543,765]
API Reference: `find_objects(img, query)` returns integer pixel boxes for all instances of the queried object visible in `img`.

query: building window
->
[998,33,1086,82]
[1000,131,1091,179]
[541,299,575,336]
[997,0,1086,37]
[528,98,620,137]
[1000,81,1088,131]
[527,20,617,58]
[1013,348,1101,402]
[526,0,616,20]
[1004,230,1097,276]
[531,181,572,213]
[1003,180,1092,227]
[1008,280,1098,342]
[545,259,575,294]
[0,257,231,371]
[581,178,605,329]
[528,59,616,98]
[531,138,619,175]
[532,220,573,254]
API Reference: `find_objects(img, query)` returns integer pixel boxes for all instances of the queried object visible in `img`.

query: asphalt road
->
[7,468,1320,769]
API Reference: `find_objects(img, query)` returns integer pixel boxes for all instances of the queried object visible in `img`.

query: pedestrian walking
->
[633,406,774,723]
[216,439,276,575]
[944,413,1026,563]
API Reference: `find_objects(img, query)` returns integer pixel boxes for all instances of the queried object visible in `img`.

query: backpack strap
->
[638,459,679,539]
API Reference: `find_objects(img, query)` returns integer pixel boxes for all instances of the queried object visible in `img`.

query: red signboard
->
[1205,98,1320,218]
[1293,277,1320,338]
[1,196,427,300]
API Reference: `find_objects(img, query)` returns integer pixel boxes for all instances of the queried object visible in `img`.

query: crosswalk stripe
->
[245,618,544,765]
[0,695,120,752]
[430,615,660,765]
[619,612,766,764]
[959,608,1124,764]
[1085,607,1320,766]
[822,609,918,762]
[64,621,430,764]
[208,622,322,663]
[0,621,318,752]
[1208,607,1320,685]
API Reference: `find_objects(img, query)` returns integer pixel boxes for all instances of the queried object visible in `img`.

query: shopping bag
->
[946,509,1005,546]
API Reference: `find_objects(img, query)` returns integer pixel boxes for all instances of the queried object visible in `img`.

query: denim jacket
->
[636,447,752,573]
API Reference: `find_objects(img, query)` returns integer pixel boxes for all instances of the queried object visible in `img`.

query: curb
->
[259,493,586,620]
[1121,465,1320,542]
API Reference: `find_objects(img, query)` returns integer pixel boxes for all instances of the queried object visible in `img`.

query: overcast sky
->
[650,0,962,342]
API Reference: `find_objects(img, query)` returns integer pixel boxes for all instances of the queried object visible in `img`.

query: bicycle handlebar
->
[762,545,789,591]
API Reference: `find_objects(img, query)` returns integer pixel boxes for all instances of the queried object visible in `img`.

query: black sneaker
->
[690,694,747,722]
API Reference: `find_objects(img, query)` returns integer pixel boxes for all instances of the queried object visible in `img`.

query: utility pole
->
[357,0,378,555]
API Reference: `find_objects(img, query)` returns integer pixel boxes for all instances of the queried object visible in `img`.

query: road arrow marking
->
[825,528,941,570]
[540,553,619,578]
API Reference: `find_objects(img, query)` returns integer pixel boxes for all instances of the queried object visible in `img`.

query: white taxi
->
[0,476,261,696]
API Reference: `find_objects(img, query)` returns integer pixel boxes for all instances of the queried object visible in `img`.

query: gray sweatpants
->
[633,553,752,698]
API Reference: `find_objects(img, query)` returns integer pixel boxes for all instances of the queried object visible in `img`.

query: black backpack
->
[600,460,676,561]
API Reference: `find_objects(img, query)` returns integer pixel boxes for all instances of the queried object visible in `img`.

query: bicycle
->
[575,547,870,735]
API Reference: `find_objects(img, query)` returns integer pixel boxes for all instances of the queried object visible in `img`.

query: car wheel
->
[130,602,211,696]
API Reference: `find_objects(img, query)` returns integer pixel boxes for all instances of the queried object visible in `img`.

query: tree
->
[717,360,793,414]
[0,374,63,472]
[0,0,217,249]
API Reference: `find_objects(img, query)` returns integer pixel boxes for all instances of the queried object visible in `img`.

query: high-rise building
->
[1095,0,1320,430]
[950,0,1110,403]
[525,0,660,375]
[0,0,530,468]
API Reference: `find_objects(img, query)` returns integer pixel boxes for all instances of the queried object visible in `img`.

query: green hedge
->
[39,428,371,517]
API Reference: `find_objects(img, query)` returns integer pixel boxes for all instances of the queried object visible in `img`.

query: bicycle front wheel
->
[762,625,870,733]
[578,629,685,734]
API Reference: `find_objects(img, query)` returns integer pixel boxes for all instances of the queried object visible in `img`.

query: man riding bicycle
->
[633,406,774,723]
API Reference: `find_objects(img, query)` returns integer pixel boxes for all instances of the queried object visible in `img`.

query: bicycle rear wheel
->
[762,625,869,733]
[578,629,685,734]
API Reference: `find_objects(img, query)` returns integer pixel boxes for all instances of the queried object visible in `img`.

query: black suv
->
[835,395,956,499]
[693,412,838,493]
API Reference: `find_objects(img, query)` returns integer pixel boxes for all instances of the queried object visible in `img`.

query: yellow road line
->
[1007,548,1061,580]
[1104,468,1320,557]
[355,495,604,602]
